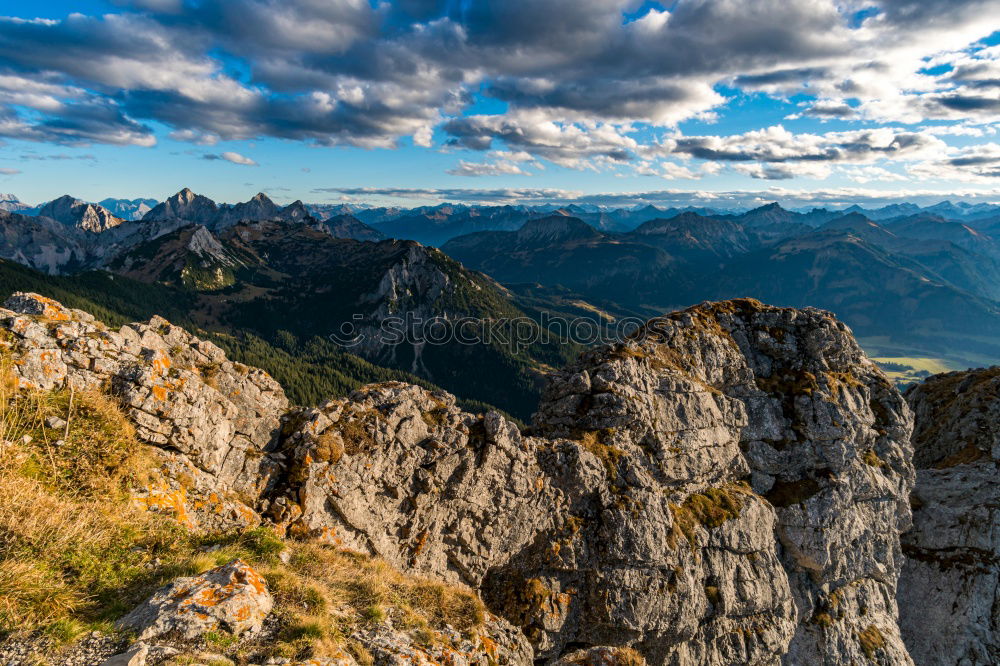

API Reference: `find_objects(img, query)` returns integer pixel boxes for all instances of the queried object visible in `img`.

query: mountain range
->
[0,187,998,414]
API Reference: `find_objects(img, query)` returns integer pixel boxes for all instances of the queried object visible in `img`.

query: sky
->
[0,0,999,208]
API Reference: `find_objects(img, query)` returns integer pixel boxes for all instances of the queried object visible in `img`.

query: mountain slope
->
[312,213,386,241]
[443,215,681,308]
[0,257,504,414]
[710,231,1000,360]
[104,218,583,417]
[626,212,752,261]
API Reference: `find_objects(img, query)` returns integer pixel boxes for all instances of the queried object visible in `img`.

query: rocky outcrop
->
[119,560,273,640]
[271,299,915,665]
[0,292,288,530]
[898,366,1000,664]
[0,293,919,665]
[521,300,914,665]
[265,382,561,585]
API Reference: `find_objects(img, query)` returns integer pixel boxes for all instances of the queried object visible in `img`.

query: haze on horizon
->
[0,0,998,208]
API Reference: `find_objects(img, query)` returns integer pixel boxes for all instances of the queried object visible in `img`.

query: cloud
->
[839,165,908,183]
[732,162,832,180]
[169,128,220,145]
[0,167,19,174]
[908,143,1000,181]
[444,110,638,168]
[312,185,1000,209]
[663,125,945,164]
[447,159,532,177]
[203,151,258,166]
[0,101,155,146]
[0,0,998,172]
[19,152,96,161]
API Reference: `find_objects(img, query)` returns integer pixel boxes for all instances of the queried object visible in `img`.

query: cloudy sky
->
[0,0,999,208]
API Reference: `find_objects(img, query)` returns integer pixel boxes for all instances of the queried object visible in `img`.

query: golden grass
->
[0,354,486,661]
[669,483,754,549]
[260,542,486,659]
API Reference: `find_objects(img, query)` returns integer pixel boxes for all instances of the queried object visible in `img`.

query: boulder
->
[119,560,273,641]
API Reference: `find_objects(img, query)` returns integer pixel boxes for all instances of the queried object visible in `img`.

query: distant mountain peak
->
[280,200,312,222]
[143,188,218,224]
[517,214,600,243]
[38,194,123,233]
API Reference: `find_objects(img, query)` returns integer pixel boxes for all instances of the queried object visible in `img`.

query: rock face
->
[119,560,273,640]
[265,382,562,585]
[898,367,1000,665]
[270,299,915,665]
[0,292,288,530]
[0,292,920,664]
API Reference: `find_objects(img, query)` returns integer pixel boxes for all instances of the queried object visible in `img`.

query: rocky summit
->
[0,291,993,665]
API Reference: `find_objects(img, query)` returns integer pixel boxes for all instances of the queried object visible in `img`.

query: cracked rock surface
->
[0,293,920,665]
[898,366,1000,665]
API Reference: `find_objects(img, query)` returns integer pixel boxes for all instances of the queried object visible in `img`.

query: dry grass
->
[669,483,753,549]
[261,542,486,659]
[0,355,486,660]
[0,353,200,639]
[858,624,886,659]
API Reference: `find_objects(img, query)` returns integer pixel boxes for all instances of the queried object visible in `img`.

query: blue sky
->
[0,0,998,208]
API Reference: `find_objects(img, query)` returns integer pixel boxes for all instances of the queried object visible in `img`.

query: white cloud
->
[0,0,998,177]
[203,151,258,166]
[447,159,531,177]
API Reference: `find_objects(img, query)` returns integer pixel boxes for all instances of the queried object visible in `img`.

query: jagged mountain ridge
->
[99,196,157,220]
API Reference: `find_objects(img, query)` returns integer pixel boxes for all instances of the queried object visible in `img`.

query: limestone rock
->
[119,560,273,641]
[516,299,914,665]
[266,382,562,587]
[898,367,1000,664]
[353,614,531,666]
[274,299,914,664]
[0,292,288,530]
[99,643,149,666]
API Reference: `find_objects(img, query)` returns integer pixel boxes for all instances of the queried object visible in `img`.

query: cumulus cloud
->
[447,160,531,177]
[0,0,998,176]
[663,125,945,164]
[204,151,258,166]
[908,143,1000,181]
